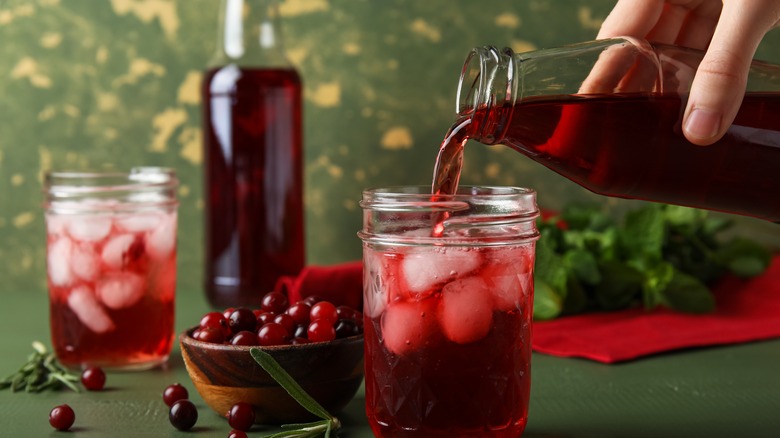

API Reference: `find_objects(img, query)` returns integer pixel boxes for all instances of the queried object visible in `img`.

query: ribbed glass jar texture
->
[359,186,539,437]
[43,167,178,370]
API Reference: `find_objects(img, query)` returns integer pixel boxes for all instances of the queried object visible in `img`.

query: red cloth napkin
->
[533,255,780,363]
[274,257,780,363]
[274,261,363,310]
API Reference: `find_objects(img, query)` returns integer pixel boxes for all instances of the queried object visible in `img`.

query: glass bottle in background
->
[202,0,304,308]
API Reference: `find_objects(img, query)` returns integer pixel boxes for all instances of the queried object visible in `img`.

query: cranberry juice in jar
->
[44,168,178,370]
[359,186,539,437]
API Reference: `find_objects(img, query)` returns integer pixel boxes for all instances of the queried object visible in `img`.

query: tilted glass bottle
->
[202,0,304,307]
[448,38,780,221]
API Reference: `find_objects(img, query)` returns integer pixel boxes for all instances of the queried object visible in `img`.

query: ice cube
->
[70,243,99,282]
[96,272,145,309]
[438,276,493,344]
[363,250,388,318]
[400,248,481,297]
[116,213,162,233]
[484,262,526,311]
[147,212,177,260]
[66,215,112,242]
[67,286,115,334]
[101,233,138,270]
[47,237,74,286]
[381,298,440,355]
[45,214,66,237]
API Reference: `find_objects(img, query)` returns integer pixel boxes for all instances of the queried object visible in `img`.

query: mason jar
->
[358,185,539,437]
[43,167,179,370]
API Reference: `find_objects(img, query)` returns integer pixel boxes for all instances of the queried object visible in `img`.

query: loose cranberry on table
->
[169,399,198,431]
[227,401,256,431]
[228,430,249,438]
[49,404,75,431]
[163,383,189,407]
[81,366,106,391]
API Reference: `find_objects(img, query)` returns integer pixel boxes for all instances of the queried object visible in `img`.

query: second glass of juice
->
[44,168,178,370]
[359,186,539,437]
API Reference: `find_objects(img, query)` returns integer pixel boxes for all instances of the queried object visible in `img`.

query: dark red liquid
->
[436,92,780,221]
[202,67,305,307]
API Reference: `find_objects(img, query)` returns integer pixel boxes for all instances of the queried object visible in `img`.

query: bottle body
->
[456,39,780,221]
[203,0,304,307]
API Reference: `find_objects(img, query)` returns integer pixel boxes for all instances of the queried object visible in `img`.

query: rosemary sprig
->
[250,348,342,438]
[0,341,80,393]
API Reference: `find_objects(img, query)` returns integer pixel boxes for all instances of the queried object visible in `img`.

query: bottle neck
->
[211,0,290,68]
[456,46,517,144]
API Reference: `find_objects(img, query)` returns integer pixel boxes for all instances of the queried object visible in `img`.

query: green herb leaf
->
[0,342,79,394]
[250,348,341,438]
[715,237,772,278]
[660,271,716,314]
[564,248,601,285]
[621,205,665,260]
[533,280,563,320]
[594,260,644,310]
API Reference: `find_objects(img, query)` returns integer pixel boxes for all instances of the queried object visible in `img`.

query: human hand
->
[598,0,780,145]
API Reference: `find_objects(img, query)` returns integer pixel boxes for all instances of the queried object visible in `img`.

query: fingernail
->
[684,108,721,141]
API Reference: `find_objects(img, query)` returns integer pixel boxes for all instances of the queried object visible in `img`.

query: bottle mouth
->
[456,47,516,116]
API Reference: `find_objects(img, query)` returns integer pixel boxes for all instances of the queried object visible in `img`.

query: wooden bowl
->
[179,328,364,424]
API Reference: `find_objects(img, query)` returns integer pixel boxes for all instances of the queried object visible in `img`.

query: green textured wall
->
[2,0,780,297]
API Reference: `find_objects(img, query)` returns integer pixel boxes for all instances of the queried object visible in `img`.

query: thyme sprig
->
[250,348,341,438]
[0,341,80,393]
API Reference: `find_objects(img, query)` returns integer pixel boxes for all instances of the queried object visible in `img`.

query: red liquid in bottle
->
[202,66,305,307]
[435,92,780,222]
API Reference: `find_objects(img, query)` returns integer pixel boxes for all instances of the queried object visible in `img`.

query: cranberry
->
[222,307,235,320]
[169,399,198,431]
[81,366,106,391]
[291,336,310,345]
[227,402,256,431]
[308,319,337,343]
[286,302,311,325]
[335,318,361,339]
[195,326,226,344]
[163,383,189,407]
[49,404,75,431]
[303,295,324,306]
[293,324,308,339]
[273,313,296,334]
[231,330,259,346]
[257,322,290,346]
[228,308,257,335]
[261,291,289,314]
[200,311,230,336]
[256,311,275,326]
[310,301,338,326]
[336,305,357,320]
[229,430,249,438]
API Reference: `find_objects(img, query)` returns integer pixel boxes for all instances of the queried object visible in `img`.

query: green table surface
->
[2,287,780,438]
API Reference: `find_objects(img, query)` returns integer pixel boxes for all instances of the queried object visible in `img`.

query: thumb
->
[683,1,777,145]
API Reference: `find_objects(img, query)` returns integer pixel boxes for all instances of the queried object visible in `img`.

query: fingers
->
[598,0,665,39]
[682,1,778,145]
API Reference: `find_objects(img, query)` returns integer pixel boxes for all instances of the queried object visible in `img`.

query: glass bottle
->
[202,0,304,307]
[442,37,780,221]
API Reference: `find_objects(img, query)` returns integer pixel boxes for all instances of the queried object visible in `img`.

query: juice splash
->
[202,66,305,307]
[47,208,177,369]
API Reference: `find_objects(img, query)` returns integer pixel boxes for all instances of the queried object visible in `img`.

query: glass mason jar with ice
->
[359,186,539,437]
[43,168,179,370]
